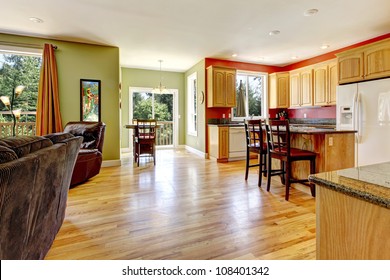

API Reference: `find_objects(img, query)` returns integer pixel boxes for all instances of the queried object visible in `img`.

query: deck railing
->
[1,116,174,145]
[0,112,36,138]
[156,121,173,146]
[0,122,36,137]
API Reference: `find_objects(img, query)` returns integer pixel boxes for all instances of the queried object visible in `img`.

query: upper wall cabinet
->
[313,59,337,106]
[337,38,390,84]
[269,72,289,109]
[207,66,236,108]
[364,39,390,80]
[289,67,313,108]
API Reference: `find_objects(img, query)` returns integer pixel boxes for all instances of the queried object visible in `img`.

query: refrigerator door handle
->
[356,93,362,143]
[353,92,358,131]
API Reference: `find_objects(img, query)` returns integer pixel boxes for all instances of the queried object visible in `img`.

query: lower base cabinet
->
[208,126,229,162]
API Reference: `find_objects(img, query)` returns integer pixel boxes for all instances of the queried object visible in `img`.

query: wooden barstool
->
[244,119,268,186]
[265,119,316,200]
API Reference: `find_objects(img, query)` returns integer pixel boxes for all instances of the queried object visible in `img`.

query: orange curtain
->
[36,43,63,135]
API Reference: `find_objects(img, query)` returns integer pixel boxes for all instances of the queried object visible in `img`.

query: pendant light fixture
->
[152,60,169,94]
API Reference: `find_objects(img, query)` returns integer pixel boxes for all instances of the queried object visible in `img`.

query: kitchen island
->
[208,123,356,174]
[309,163,390,259]
[289,127,356,178]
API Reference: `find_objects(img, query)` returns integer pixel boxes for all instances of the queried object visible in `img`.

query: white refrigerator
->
[336,78,390,166]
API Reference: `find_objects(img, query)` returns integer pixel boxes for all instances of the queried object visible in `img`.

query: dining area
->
[125,119,160,166]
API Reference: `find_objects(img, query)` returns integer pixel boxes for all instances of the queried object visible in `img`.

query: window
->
[0,47,42,136]
[232,71,268,120]
[187,72,197,136]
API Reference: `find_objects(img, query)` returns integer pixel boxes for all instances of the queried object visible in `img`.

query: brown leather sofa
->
[64,121,106,186]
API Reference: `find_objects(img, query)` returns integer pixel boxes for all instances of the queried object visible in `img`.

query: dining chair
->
[244,119,268,186]
[265,119,316,200]
[134,119,157,166]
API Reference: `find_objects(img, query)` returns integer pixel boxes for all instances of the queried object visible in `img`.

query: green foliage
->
[0,54,41,122]
[133,92,173,121]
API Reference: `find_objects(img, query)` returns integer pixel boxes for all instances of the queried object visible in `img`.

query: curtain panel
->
[36,43,63,135]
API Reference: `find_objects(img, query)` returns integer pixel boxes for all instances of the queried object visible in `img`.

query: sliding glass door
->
[130,87,178,148]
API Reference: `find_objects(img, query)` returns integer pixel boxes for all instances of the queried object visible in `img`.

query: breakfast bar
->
[309,163,390,259]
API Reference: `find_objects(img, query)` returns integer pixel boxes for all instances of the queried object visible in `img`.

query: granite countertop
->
[289,126,356,134]
[309,162,390,209]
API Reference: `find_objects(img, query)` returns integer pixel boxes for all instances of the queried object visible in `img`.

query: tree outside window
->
[232,72,267,120]
[0,53,41,124]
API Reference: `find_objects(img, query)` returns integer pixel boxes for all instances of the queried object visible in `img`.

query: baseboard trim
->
[184,145,207,158]
[102,160,122,167]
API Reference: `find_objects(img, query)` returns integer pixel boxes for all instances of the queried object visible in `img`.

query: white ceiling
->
[1,0,390,72]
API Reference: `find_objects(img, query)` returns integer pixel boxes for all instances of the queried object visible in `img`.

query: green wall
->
[120,67,185,149]
[0,33,120,161]
[184,59,206,153]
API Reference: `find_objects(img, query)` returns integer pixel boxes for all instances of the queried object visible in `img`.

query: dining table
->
[124,123,162,162]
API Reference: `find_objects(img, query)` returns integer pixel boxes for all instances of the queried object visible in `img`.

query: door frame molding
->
[129,87,179,148]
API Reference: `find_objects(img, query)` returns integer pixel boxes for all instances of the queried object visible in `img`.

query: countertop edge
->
[309,174,390,209]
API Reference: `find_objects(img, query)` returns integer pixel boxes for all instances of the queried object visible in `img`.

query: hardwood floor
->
[46,149,316,260]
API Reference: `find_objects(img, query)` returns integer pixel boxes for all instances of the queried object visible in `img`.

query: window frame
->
[187,72,198,136]
[231,71,268,121]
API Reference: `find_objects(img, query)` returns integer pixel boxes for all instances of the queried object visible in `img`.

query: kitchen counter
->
[207,123,355,134]
[309,163,390,208]
[309,162,390,259]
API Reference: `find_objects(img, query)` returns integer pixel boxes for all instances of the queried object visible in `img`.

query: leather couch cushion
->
[64,122,102,149]
[0,146,18,163]
[0,136,53,158]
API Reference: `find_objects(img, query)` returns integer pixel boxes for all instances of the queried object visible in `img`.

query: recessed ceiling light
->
[304,9,319,16]
[256,57,265,61]
[321,44,330,49]
[232,53,238,57]
[29,17,44,23]
[269,30,280,36]
[291,56,298,60]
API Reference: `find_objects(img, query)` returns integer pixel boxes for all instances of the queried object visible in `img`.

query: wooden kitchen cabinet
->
[313,59,337,106]
[207,66,236,107]
[269,72,289,108]
[289,67,313,107]
[337,50,364,84]
[364,39,390,80]
[208,125,229,162]
[337,38,390,84]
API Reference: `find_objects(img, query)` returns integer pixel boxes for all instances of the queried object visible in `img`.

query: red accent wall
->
[288,106,336,119]
[205,58,282,73]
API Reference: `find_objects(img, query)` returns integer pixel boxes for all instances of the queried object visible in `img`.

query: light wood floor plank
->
[46,149,316,260]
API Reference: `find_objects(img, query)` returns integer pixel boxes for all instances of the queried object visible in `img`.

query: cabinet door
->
[269,73,278,109]
[328,61,338,105]
[300,69,313,106]
[338,52,364,84]
[269,73,289,108]
[218,127,229,159]
[313,65,328,106]
[277,73,289,108]
[289,72,300,107]
[364,41,390,80]
[213,69,226,107]
[225,70,237,107]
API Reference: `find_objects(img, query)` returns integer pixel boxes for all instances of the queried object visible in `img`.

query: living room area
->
[2,1,390,277]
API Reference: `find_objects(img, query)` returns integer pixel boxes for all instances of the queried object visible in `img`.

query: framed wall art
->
[80,79,101,122]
